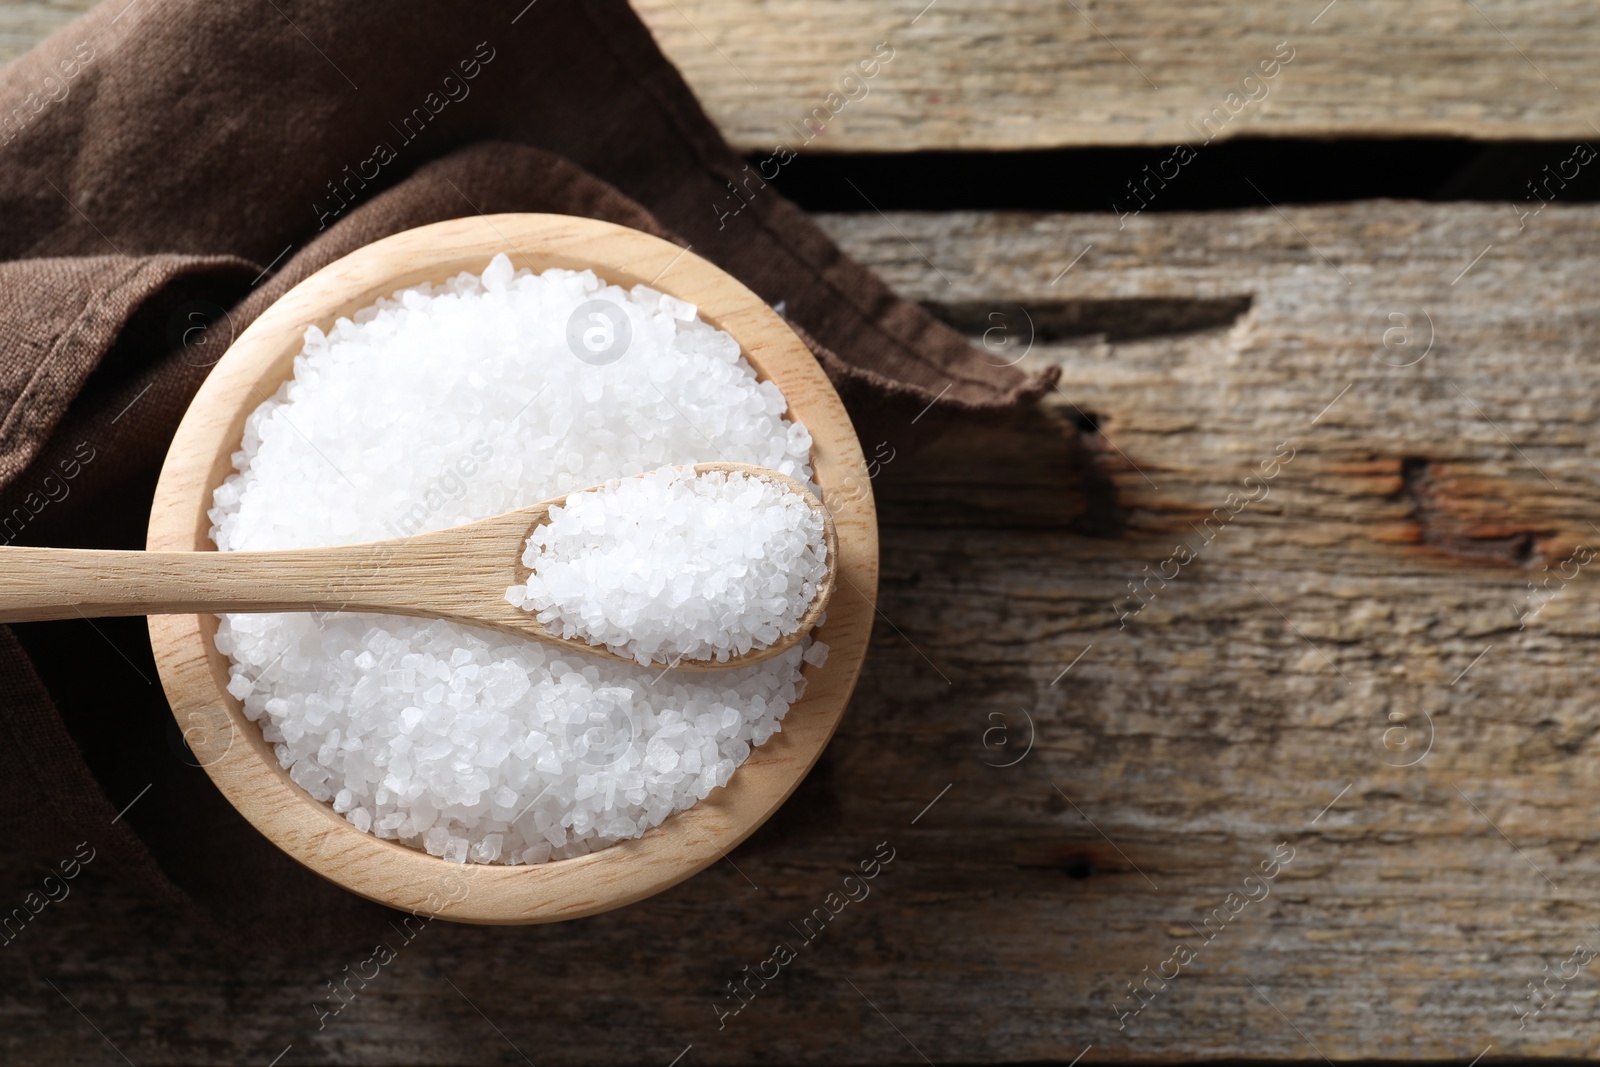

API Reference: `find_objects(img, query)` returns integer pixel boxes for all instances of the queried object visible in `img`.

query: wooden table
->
[5,2,1600,1063]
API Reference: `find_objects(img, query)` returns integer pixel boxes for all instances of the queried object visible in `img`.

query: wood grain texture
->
[0,461,838,670]
[6,1,1600,150]
[145,213,876,925]
[0,0,89,65]
[630,0,1600,150]
[3,201,1596,1062]
[812,201,1600,1061]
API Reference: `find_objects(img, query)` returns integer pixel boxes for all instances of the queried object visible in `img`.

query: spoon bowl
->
[145,214,878,923]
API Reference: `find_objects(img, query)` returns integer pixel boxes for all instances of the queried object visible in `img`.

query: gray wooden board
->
[633,0,1600,150]
[0,0,90,67]
[8,1,1600,149]
[2,202,1598,1062]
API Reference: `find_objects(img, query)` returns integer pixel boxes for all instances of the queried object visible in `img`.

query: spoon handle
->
[0,541,440,623]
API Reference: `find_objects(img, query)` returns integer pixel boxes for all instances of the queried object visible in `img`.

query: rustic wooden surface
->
[4,201,1600,1063]
[0,0,86,64]
[7,1,1600,1065]
[631,0,1600,150]
[8,1,1600,149]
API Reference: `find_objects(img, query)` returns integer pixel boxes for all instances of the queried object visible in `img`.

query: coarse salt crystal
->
[510,466,826,666]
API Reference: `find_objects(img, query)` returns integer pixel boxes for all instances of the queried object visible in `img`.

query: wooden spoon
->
[0,462,836,671]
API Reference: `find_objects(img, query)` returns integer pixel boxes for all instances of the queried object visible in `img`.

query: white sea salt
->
[508,466,827,666]
[209,255,828,865]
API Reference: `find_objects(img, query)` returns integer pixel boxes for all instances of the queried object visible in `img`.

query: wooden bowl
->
[146,214,878,923]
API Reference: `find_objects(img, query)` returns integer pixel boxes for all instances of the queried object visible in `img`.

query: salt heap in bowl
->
[209,254,828,865]
[507,466,829,666]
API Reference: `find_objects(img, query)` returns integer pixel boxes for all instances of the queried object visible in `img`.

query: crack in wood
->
[1391,455,1552,568]
[925,295,1255,343]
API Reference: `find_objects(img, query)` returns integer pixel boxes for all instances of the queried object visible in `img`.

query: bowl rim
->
[146,213,878,924]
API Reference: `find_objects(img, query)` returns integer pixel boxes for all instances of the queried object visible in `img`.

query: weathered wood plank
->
[0,0,90,65]
[6,2,1600,151]
[819,200,1600,1060]
[4,202,1600,1063]
[631,0,1600,150]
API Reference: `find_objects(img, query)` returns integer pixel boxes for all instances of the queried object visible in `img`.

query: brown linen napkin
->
[0,0,1056,949]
